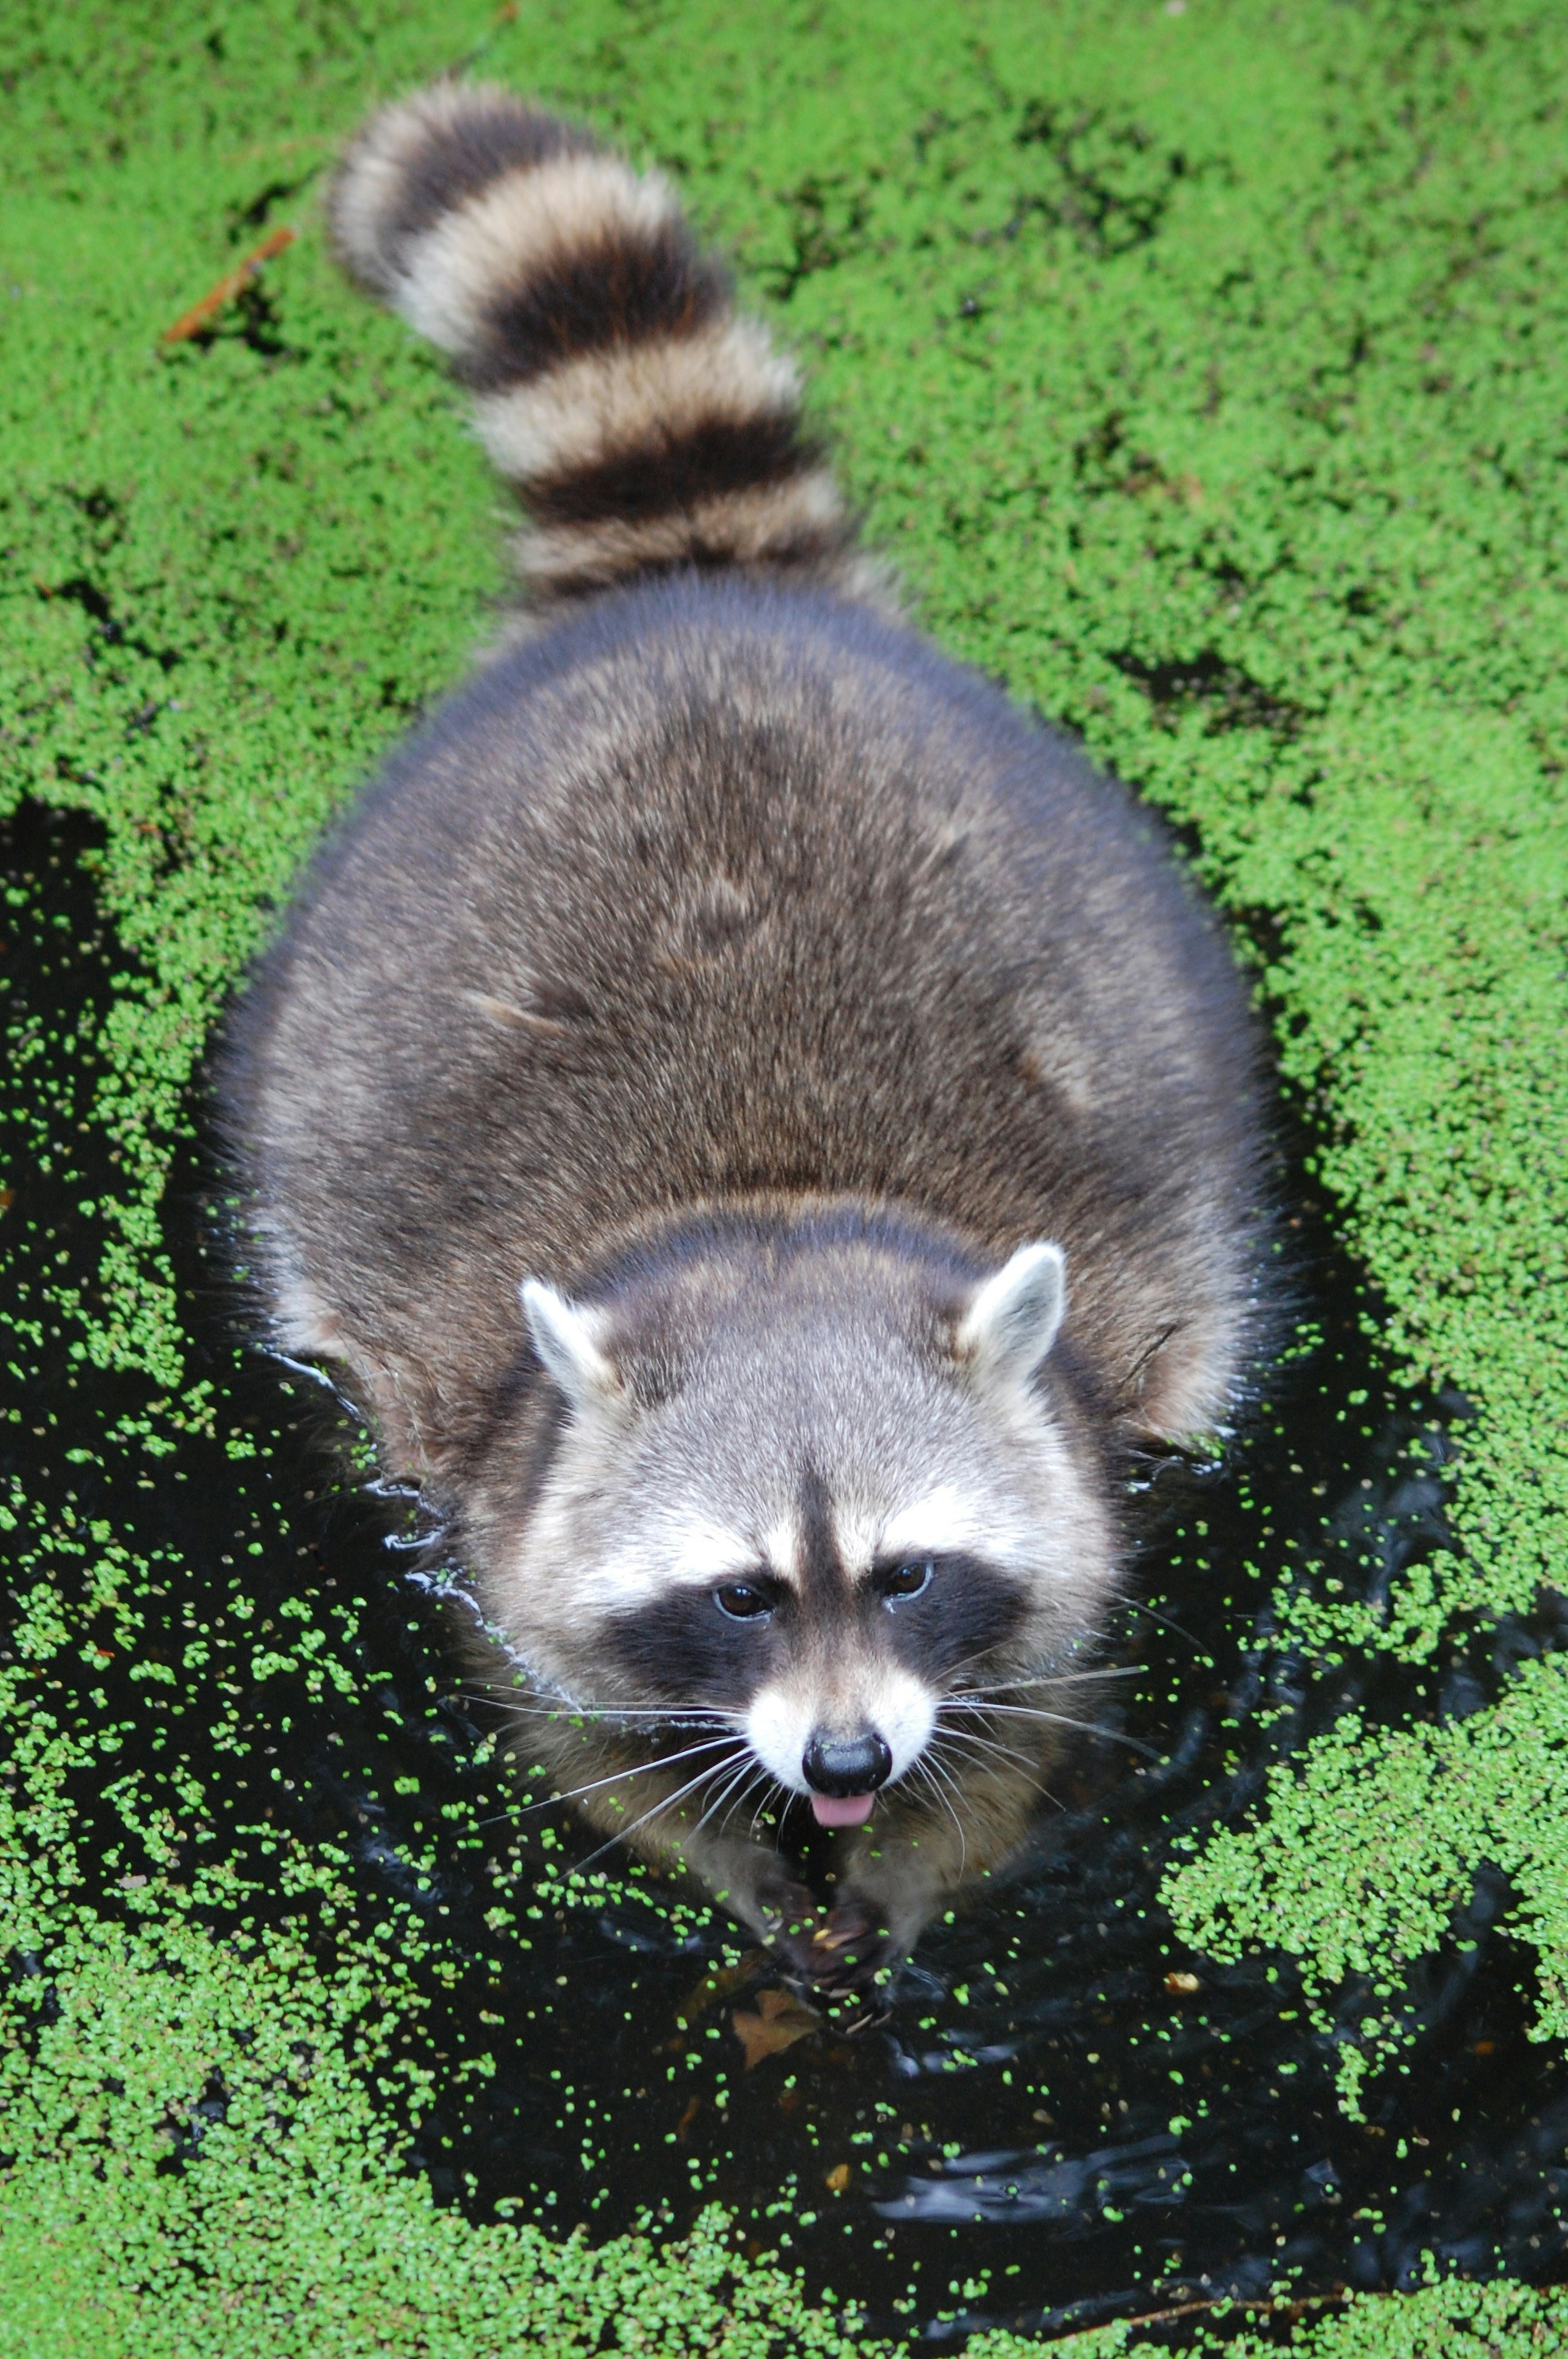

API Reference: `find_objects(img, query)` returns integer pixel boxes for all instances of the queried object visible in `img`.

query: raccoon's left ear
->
[521,1279,621,1412]
[955,1242,1067,1394]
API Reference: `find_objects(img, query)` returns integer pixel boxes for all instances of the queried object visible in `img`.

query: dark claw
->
[835,1986,894,2035]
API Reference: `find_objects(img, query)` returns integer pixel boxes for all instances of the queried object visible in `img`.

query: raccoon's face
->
[488,1227,1117,1825]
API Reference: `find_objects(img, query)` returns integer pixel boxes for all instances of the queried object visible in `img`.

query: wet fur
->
[220,82,1273,1983]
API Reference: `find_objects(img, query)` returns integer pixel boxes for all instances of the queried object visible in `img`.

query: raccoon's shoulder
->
[303,568,1148,871]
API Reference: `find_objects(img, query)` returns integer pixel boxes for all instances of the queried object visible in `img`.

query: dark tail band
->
[329,82,885,615]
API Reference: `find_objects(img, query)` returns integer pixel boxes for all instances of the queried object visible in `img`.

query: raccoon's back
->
[223,576,1266,1459]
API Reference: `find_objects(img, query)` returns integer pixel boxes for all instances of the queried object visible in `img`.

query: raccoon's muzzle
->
[803,1727,892,1826]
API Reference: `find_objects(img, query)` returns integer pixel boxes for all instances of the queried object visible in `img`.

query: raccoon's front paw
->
[754,1874,824,1948]
[771,1899,893,1994]
[831,1868,943,1983]
[748,1870,848,1984]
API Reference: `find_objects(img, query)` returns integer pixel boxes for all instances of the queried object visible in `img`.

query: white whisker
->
[930,1719,1039,1773]
[567,1750,750,1877]
[943,1697,1160,1759]
[694,1753,764,1840]
[1105,1593,1208,1656]
[749,1779,783,1841]
[982,1665,1146,1688]
[910,1751,967,1874]
[517,1732,739,1815]
[481,1692,741,1726]
[719,1761,772,1830]
[928,1728,1054,1802]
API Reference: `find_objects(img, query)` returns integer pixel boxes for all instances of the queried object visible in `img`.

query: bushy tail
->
[328,82,880,616]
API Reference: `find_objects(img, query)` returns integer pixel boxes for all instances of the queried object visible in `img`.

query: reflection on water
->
[877,2133,1189,2226]
[4,800,1566,2343]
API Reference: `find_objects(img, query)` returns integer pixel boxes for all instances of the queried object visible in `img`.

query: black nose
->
[803,1728,893,1796]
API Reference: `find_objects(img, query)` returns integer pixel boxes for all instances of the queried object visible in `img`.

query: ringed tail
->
[328,81,882,616]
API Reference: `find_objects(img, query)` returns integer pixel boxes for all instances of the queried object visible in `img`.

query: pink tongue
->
[810,1792,875,1828]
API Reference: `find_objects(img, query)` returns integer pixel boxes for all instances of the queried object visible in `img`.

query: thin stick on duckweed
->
[161,225,298,343]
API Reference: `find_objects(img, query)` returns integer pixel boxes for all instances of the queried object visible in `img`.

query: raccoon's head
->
[483,1212,1119,1825]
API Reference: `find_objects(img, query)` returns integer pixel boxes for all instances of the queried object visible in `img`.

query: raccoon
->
[221,81,1271,1987]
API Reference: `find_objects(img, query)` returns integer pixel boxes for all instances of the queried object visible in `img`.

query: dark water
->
[4,798,1566,2346]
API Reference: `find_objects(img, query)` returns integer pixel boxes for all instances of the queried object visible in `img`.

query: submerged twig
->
[1112,2286,1351,2331]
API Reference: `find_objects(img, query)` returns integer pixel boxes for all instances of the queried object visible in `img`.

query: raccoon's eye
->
[714,1581,772,1621]
[880,1560,934,1601]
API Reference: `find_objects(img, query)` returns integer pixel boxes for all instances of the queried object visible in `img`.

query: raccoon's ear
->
[521,1279,621,1412]
[955,1242,1067,1393]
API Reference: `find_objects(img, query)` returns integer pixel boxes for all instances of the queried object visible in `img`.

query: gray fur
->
[220,81,1272,1983]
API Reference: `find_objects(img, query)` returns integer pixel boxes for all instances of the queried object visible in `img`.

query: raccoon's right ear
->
[521,1279,621,1412]
[954,1241,1067,1395]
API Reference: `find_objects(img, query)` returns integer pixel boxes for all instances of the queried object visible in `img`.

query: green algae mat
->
[4,0,1568,2350]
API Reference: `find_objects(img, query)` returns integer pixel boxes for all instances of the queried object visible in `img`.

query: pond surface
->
[4,797,1566,2346]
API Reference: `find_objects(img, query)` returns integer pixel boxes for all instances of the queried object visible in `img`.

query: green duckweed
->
[3,0,1566,2347]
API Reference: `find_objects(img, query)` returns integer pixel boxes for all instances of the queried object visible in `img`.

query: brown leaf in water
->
[674,1946,771,2030]
[731,1986,820,2069]
[824,2162,851,2194]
